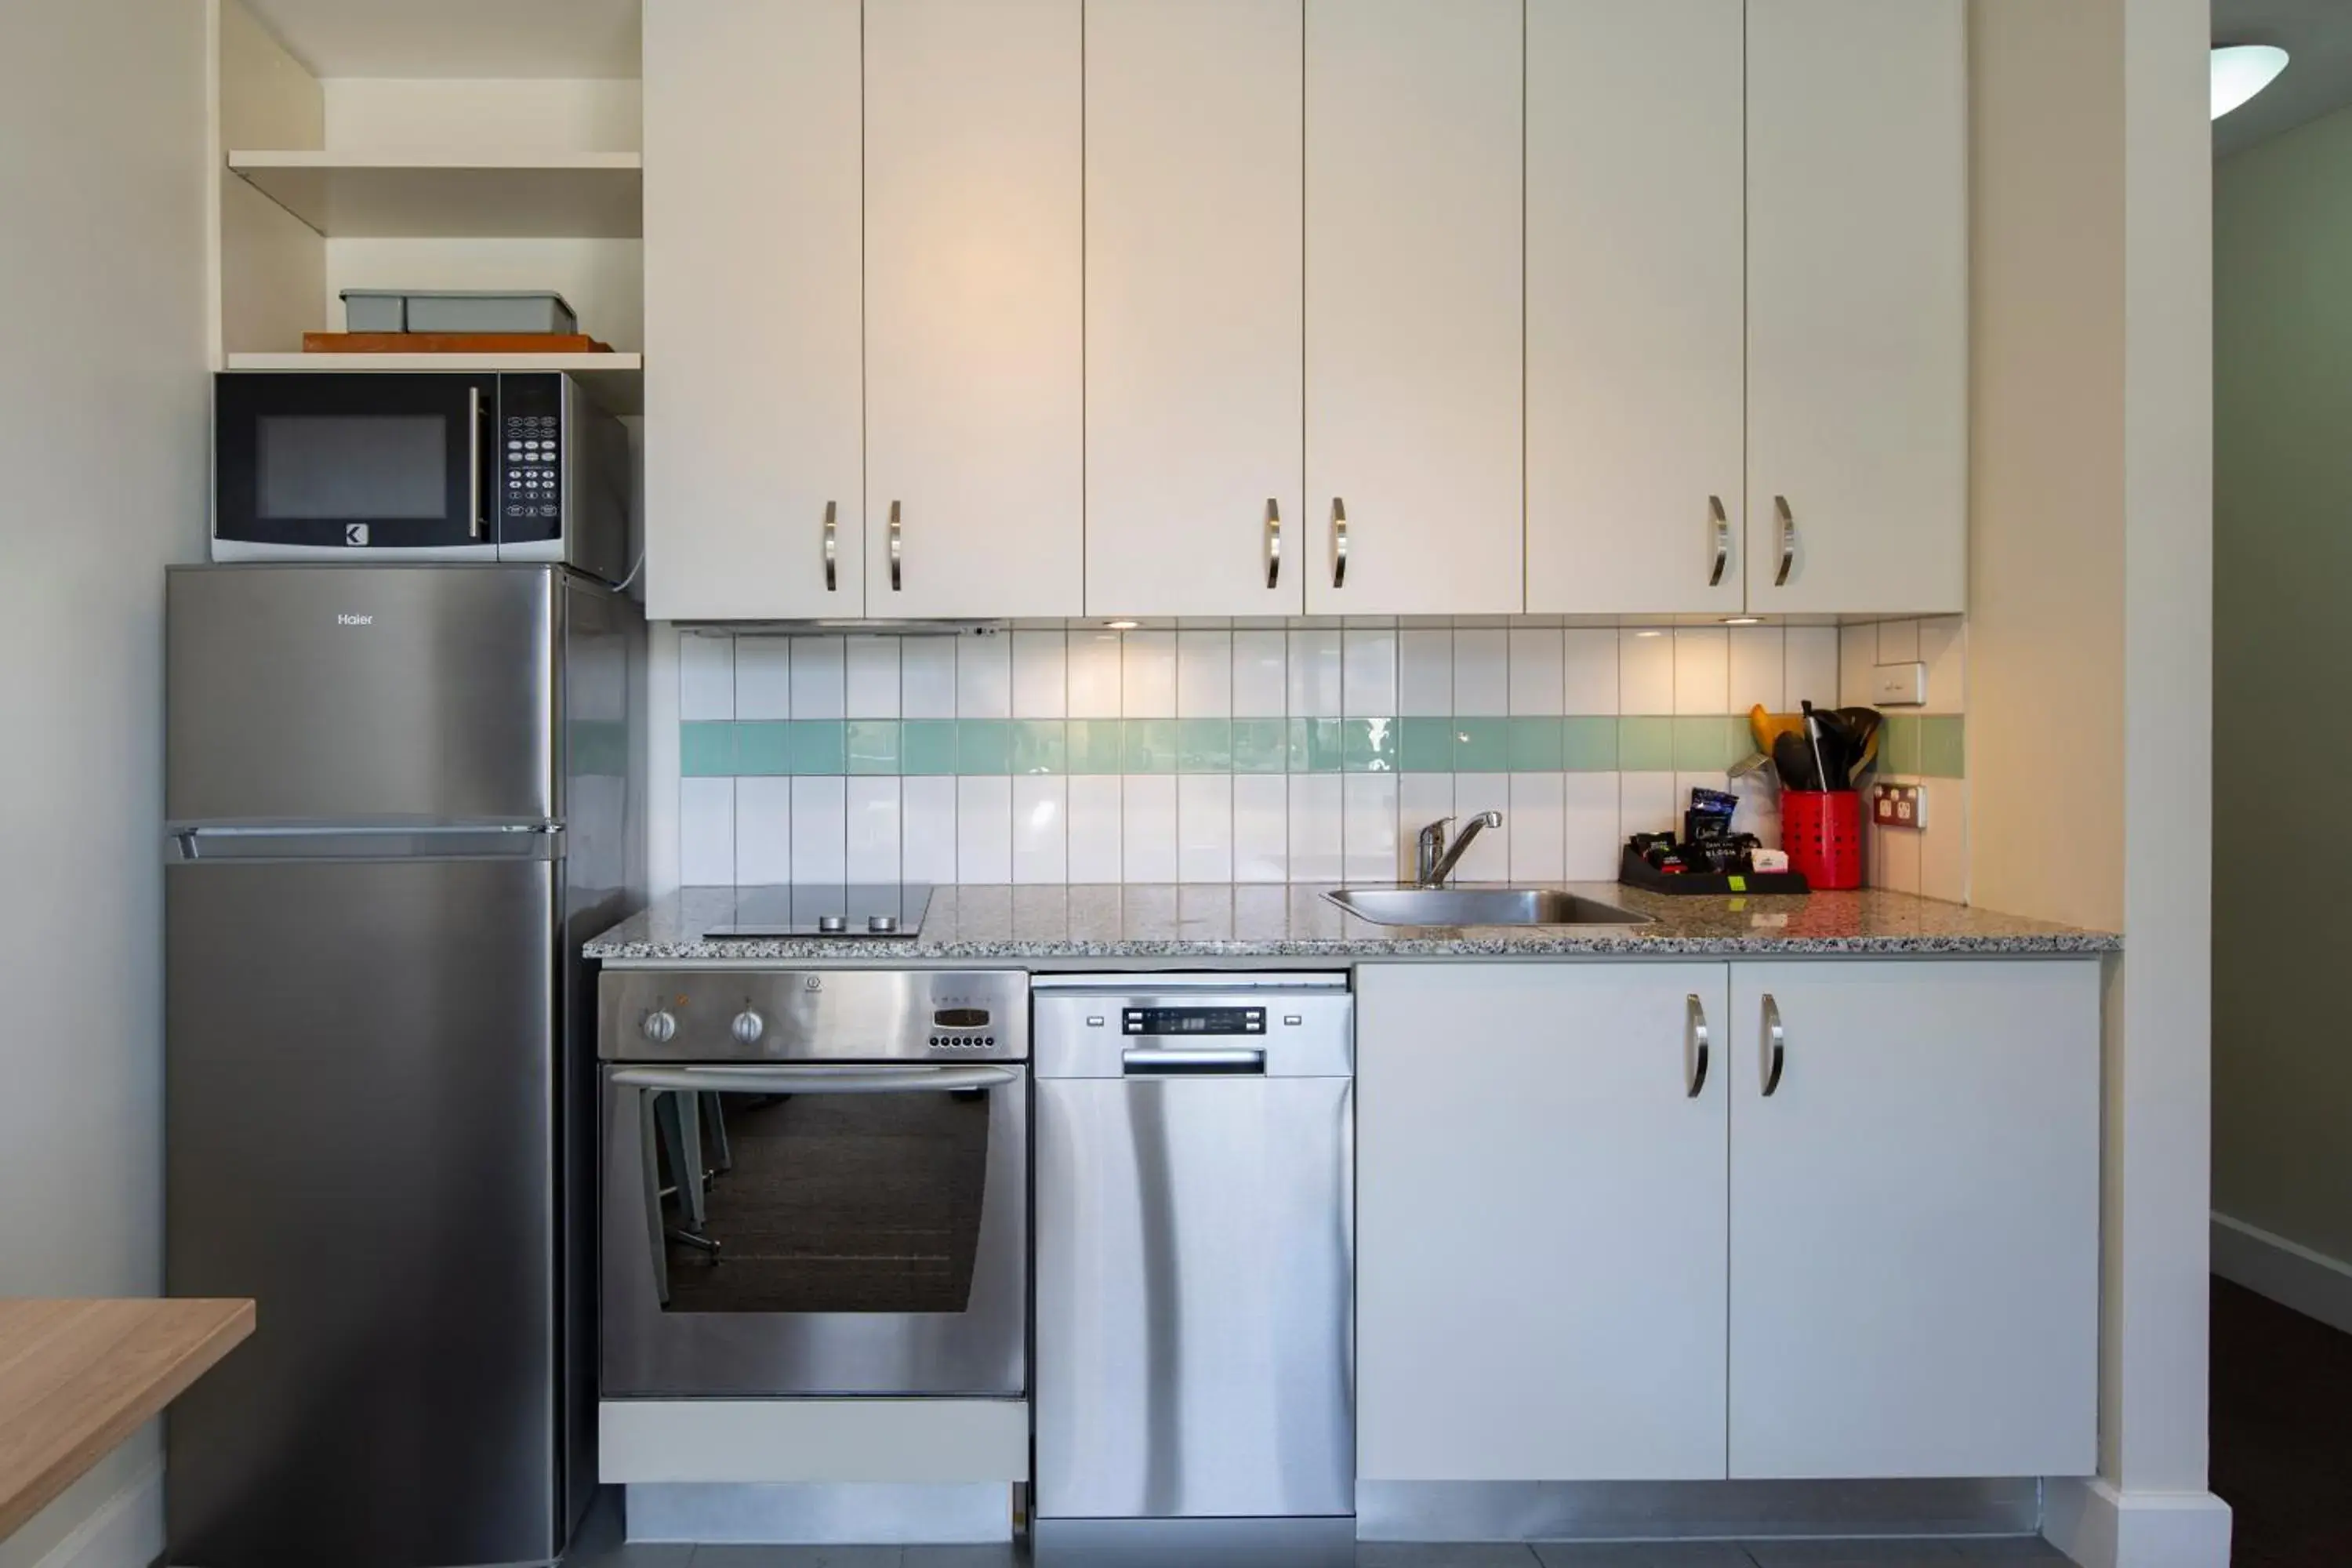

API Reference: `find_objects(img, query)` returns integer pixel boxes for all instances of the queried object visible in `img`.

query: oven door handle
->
[611,1065,1018,1096]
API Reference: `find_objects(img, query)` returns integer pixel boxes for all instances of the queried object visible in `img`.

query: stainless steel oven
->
[212,370,629,582]
[597,968,1028,1399]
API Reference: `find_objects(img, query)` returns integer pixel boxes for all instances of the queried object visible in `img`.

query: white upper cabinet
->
[641,0,863,620]
[1356,964,1732,1483]
[1746,0,1968,615]
[1304,0,1524,615]
[1526,0,1746,615]
[865,0,1084,619]
[1084,0,1305,618]
[1728,961,2100,1479]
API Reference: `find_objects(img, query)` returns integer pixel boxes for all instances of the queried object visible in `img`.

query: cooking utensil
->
[1835,706,1884,781]
[1773,731,1819,792]
[1800,701,1832,793]
[1809,707,1860,789]
[1751,705,1806,758]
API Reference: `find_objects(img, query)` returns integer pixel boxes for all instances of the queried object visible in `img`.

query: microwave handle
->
[466,386,485,540]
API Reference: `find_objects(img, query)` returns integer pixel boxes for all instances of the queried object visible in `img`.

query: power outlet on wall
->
[1872,782,1927,830]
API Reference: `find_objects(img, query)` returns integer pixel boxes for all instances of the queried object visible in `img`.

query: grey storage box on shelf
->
[339,290,579,335]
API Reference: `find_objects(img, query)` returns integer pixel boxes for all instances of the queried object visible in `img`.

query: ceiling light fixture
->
[1632,630,1666,639]
[1105,619,1140,631]
[2212,44,2288,120]
[1722,615,1763,626]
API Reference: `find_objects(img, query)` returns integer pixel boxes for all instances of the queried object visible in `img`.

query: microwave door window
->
[258,416,448,519]
[650,1087,992,1316]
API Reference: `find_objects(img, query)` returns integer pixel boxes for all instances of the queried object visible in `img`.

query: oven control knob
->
[641,1010,677,1044]
[731,1009,767,1045]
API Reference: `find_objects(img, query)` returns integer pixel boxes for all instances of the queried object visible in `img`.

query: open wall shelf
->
[224,351,644,415]
[227,151,643,239]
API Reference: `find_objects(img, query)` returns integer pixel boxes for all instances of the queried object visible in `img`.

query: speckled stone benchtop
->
[585,884,2118,964]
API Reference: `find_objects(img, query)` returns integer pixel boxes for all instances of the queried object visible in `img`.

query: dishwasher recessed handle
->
[1121,1047,1267,1076]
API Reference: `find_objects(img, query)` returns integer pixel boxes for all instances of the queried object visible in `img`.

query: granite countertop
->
[584,884,2119,963]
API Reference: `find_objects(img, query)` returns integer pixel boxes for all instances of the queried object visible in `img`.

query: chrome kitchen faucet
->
[1415,811,1503,887]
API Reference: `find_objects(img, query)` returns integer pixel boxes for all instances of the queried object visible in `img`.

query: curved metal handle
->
[888,500,903,592]
[1686,993,1711,1098]
[1265,499,1282,590]
[1122,1047,1267,1076]
[1708,495,1730,587]
[1773,495,1796,588]
[466,387,485,539]
[1331,498,1348,589]
[612,1064,1014,1096]
[1760,993,1785,1097]
[822,500,838,592]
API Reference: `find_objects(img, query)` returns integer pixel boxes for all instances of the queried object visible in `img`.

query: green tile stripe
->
[682,715,1963,779]
[1918,714,1965,779]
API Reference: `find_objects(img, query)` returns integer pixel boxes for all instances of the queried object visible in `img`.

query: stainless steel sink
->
[1323,886,1655,928]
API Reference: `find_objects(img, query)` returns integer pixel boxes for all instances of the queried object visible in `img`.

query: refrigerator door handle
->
[169,822,564,862]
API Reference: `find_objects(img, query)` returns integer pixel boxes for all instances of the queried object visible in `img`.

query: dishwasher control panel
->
[1033,975,1352,1079]
[1123,1006,1265,1036]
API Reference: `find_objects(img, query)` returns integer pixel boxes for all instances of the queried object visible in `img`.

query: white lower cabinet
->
[1357,963,1732,1481]
[1726,961,2100,1479]
[1356,958,2101,1484]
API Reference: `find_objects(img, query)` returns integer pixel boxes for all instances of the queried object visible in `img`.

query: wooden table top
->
[0,1298,255,1541]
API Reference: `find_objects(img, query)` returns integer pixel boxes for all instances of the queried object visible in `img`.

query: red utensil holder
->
[1781,789,1863,890]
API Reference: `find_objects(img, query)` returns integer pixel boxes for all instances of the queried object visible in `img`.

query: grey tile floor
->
[562,1486,2067,1568]
[567,1534,2070,1568]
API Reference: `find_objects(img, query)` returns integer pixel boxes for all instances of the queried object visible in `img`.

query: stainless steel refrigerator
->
[164,564,641,1568]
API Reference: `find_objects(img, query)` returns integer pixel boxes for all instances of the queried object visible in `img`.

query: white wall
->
[1966,0,2125,935]
[2110,0,2217,1506]
[0,3,210,1565]
[2211,100,2352,1309]
[1969,2,2227,1563]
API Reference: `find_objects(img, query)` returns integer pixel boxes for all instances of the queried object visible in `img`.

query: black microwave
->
[212,371,630,583]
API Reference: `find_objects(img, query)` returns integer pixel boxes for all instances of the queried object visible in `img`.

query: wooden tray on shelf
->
[303,332,615,354]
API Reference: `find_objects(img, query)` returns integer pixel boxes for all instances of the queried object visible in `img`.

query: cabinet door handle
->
[888,500,903,593]
[1265,499,1282,590]
[1773,495,1797,588]
[1708,495,1730,587]
[1760,993,1786,1097]
[822,500,838,593]
[1685,993,1711,1098]
[1331,498,1348,589]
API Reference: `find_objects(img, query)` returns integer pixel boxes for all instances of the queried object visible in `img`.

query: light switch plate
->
[1872,781,1927,830]
[1872,662,1928,706]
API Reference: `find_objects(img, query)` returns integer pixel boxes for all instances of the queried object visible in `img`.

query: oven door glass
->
[601,1063,1028,1399]
[215,372,497,553]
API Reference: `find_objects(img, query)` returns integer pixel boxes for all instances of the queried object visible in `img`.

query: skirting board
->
[2042,1477,2231,1568]
[600,1399,1028,1484]
[2211,1211,2352,1335]
[626,1483,1014,1545]
[1356,1479,2039,1541]
[26,1460,162,1568]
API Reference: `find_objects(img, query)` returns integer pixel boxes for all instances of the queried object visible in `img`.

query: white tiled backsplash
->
[1842,616,1967,900]
[666,618,1968,902]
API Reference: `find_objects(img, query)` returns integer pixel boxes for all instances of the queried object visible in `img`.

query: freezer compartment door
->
[165,856,564,1568]
[1035,1076,1355,1519]
[167,564,556,823]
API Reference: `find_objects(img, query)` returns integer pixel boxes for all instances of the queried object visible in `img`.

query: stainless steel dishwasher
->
[1033,973,1356,1526]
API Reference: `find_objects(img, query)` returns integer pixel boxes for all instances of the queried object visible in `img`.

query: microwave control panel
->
[499,375,562,536]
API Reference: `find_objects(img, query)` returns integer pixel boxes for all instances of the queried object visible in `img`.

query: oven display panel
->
[1123,1007,1266,1036]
